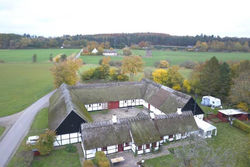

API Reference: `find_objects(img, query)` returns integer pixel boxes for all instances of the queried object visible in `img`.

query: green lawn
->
[0,63,53,117]
[145,122,250,167]
[0,126,5,137]
[0,49,79,63]
[8,108,81,167]
[31,149,81,167]
[8,108,49,167]
[80,49,250,67]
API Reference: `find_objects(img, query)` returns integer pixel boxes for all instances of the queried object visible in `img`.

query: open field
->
[80,49,250,66]
[0,63,53,117]
[145,122,250,167]
[8,108,81,167]
[0,49,79,63]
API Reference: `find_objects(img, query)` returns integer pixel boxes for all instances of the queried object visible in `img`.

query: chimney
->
[112,114,117,124]
[177,108,182,115]
[150,112,155,120]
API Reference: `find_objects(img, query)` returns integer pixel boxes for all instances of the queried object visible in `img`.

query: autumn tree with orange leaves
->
[51,57,82,88]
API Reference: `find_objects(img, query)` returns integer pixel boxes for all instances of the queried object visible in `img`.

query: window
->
[99,103,101,106]
[89,104,91,107]
[146,144,150,149]
[152,142,157,147]
[169,135,173,138]
[125,142,130,147]
[102,147,107,151]
[132,100,134,102]
[125,100,127,103]
[138,145,142,150]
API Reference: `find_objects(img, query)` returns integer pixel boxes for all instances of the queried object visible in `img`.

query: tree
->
[199,57,221,97]
[93,64,110,79]
[229,71,250,107]
[32,54,37,63]
[51,58,82,88]
[60,54,67,62]
[183,79,191,93]
[218,62,231,100]
[158,60,169,68]
[152,69,168,85]
[152,66,183,89]
[101,56,111,65]
[122,47,132,56]
[31,130,56,155]
[49,54,53,62]
[121,55,144,79]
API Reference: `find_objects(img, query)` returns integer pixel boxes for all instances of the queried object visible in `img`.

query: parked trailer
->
[201,96,221,108]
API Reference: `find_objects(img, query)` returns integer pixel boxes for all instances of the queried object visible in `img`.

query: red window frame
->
[146,144,150,149]
[102,147,107,151]
[138,145,142,150]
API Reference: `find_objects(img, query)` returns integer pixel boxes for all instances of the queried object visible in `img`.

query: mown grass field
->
[0,49,79,63]
[145,122,250,167]
[0,63,53,117]
[8,108,81,167]
[80,49,250,66]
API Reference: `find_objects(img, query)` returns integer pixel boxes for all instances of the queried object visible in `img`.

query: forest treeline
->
[0,33,249,51]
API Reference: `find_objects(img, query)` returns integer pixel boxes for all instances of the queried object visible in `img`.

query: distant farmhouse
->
[91,48,98,54]
[48,79,216,159]
[103,49,118,56]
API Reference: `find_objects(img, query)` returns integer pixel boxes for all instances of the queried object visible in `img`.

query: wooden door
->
[108,101,119,109]
[118,144,124,152]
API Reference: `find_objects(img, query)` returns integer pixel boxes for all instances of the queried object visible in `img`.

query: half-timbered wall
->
[53,132,81,146]
[85,103,108,111]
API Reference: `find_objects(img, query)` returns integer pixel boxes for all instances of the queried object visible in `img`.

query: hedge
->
[233,119,250,133]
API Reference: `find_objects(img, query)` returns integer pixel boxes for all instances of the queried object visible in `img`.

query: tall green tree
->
[200,56,221,97]
[219,62,231,100]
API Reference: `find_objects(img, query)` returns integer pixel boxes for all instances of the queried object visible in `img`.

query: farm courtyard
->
[0,48,249,167]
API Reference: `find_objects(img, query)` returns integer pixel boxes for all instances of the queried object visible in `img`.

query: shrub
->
[32,54,37,63]
[168,148,175,154]
[83,160,95,167]
[180,61,197,69]
[233,119,250,133]
[81,68,95,80]
[94,151,110,167]
[109,60,122,67]
[154,60,169,68]
[36,130,56,155]
[0,60,5,63]
[65,144,77,153]
[122,47,132,56]
[237,102,249,112]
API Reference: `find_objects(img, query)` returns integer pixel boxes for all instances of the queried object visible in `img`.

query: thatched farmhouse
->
[48,79,215,158]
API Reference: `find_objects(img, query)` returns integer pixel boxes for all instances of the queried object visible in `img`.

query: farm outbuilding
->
[91,48,98,54]
[217,109,248,122]
[103,49,118,56]
[194,117,217,138]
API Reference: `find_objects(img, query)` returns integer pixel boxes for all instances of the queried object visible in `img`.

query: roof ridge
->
[59,83,75,113]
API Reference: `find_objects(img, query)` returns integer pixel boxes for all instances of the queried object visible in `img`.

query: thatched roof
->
[81,111,198,150]
[48,79,202,132]
[48,84,92,131]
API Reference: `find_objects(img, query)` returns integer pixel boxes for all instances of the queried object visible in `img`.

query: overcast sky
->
[0,0,250,37]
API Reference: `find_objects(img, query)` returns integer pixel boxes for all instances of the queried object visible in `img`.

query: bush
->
[94,151,110,167]
[0,60,5,63]
[81,68,95,80]
[154,60,169,68]
[180,61,197,69]
[233,119,250,133]
[109,60,122,67]
[122,47,132,56]
[237,102,249,112]
[65,144,77,153]
[35,130,56,155]
[83,160,95,167]
[168,148,175,154]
